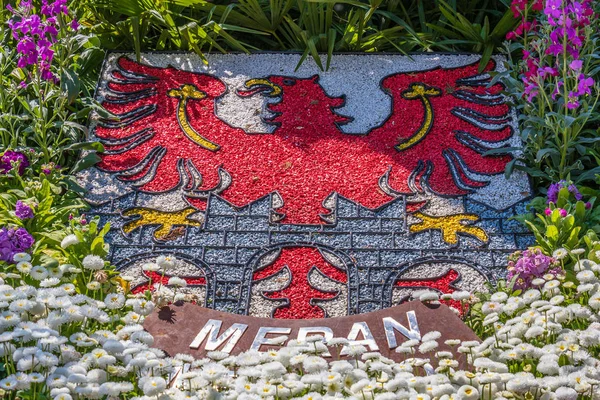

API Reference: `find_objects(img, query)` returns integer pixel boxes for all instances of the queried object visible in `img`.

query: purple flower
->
[585,202,592,209]
[0,151,29,175]
[578,75,594,96]
[569,59,583,71]
[547,181,562,203]
[544,0,563,19]
[15,201,34,220]
[7,0,71,81]
[548,181,584,204]
[568,184,583,200]
[13,227,34,251]
[0,226,34,263]
[507,248,560,290]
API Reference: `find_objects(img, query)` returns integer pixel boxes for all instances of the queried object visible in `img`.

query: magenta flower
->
[567,92,580,109]
[539,67,559,79]
[523,81,539,101]
[545,208,552,216]
[577,75,594,96]
[547,43,563,56]
[569,59,583,71]
[544,0,563,19]
[552,81,564,100]
[0,151,29,175]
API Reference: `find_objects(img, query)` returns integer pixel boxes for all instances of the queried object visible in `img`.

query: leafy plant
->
[518,180,600,268]
[0,149,88,266]
[499,0,600,186]
[76,0,514,71]
[427,0,518,70]
[0,1,104,169]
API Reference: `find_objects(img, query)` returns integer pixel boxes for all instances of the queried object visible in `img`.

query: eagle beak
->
[237,78,282,98]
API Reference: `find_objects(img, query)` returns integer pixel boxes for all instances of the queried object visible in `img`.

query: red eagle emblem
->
[96,56,513,318]
[97,57,512,225]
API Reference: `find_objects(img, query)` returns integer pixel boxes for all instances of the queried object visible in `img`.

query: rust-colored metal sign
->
[144,301,478,364]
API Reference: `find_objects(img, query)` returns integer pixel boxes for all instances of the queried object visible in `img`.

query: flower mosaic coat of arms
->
[81,53,534,319]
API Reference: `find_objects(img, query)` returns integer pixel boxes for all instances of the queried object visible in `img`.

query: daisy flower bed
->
[2,251,600,400]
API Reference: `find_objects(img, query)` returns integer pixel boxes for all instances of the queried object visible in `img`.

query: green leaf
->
[482,146,520,156]
[71,152,102,173]
[561,215,575,232]
[62,141,104,152]
[130,16,142,61]
[39,254,59,268]
[504,158,517,179]
[575,201,586,220]
[60,69,81,104]
[545,225,559,242]
[565,226,581,248]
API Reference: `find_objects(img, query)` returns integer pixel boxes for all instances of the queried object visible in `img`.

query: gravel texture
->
[81,52,533,318]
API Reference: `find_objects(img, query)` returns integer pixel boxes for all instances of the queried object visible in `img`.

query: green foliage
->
[517,180,600,273]
[56,215,123,299]
[427,0,517,71]
[0,151,122,301]
[499,7,600,186]
[0,151,88,263]
[0,6,104,169]
[76,0,516,70]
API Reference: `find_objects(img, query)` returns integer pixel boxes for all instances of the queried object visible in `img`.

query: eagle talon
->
[410,212,488,244]
[122,207,203,241]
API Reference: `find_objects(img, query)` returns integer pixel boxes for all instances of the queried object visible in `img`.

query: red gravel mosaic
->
[97,57,512,225]
[89,54,528,319]
[252,247,347,319]
[395,269,465,314]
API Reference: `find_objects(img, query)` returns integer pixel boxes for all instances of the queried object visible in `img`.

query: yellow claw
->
[410,212,489,244]
[122,207,203,241]
[395,83,441,151]
[168,84,221,152]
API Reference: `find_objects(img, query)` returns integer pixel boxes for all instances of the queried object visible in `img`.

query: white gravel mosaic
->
[82,52,534,319]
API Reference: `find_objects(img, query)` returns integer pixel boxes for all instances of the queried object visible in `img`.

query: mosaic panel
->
[81,52,534,318]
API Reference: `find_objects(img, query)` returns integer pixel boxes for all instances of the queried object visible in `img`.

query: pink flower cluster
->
[507,0,595,107]
[507,248,562,290]
[507,0,543,40]
[7,0,77,82]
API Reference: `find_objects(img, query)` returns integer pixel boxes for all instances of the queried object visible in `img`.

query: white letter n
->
[383,311,421,349]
